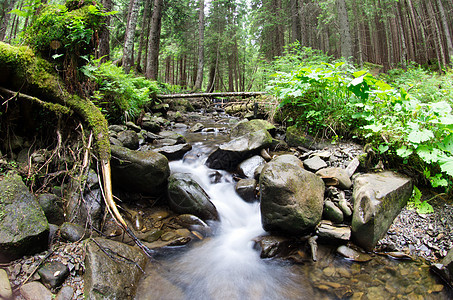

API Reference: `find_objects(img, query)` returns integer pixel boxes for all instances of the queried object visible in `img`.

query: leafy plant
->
[407,186,434,215]
[81,59,161,122]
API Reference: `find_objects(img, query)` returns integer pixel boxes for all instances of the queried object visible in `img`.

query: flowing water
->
[135,113,450,300]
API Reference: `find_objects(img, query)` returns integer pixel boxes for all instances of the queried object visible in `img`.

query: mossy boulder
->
[285,125,310,148]
[259,155,325,235]
[0,172,49,262]
[230,119,276,139]
[110,145,170,195]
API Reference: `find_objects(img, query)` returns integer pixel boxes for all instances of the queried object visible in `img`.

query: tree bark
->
[98,0,112,63]
[0,0,15,41]
[337,0,352,61]
[435,0,453,63]
[156,91,266,99]
[136,0,151,72]
[194,0,205,91]
[145,0,163,80]
[122,0,141,74]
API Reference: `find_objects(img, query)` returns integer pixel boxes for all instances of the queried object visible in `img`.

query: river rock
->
[110,145,170,195]
[230,119,276,139]
[431,248,453,287]
[158,130,186,144]
[135,263,185,300]
[59,222,86,242]
[38,261,69,289]
[141,115,163,133]
[206,129,273,170]
[65,183,103,228]
[285,125,310,148]
[117,130,139,150]
[253,235,294,258]
[84,238,148,299]
[316,167,352,190]
[0,172,49,262]
[190,123,205,132]
[323,200,344,223]
[126,121,141,132]
[237,155,266,178]
[303,156,327,172]
[20,281,52,300]
[168,173,219,221]
[37,193,65,225]
[260,155,325,234]
[154,143,192,161]
[108,125,127,132]
[175,214,212,237]
[153,138,178,147]
[235,178,257,203]
[336,245,372,262]
[316,220,351,242]
[0,268,12,299]
[351,172,413,251]
[55,286,74,300]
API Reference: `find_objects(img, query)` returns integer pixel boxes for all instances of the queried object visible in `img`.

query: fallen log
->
[156,91,266,99]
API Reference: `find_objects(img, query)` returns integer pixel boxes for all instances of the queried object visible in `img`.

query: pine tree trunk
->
[337,0,352,61]
[435,0,453,63]
[145,0,163,80]
[122,0,141,74]
[136,0,151,72]
[298,0,307,46]
[0,0,15,41]
[194,0,205,91]
[98,0,112,63]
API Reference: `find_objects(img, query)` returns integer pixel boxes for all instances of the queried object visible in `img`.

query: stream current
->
[135,113,450,300]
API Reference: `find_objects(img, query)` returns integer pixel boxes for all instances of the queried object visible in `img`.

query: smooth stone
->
[38,261,69,289]
[20,281,52,300]
[316,220,351,241]
[338,198,352,217]
[55,286,74,300]
[303,156,328,172]
[0,269,12,299]
[235,178,257,203]
[135,263,184,300]
[126,121,141,132]
[158,131,186,144]
[59,222,86,242]
[154,143,192,161]
[316,167,352,190]
[117,130,139,150]
[230,119,276,139]
[323,200,344,223]
[108,125,127,132]
[336,245,372,262]
[190,123,205,132]
[37,193,65,226]
[237,155,266,178]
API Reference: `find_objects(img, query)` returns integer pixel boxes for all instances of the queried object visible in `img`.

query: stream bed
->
[135,112,451,300]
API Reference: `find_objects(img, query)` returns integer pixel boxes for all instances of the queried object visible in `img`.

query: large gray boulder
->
[230,119,276,139]
[237,155,266,179]
[84,238,148,299]
[0,173,49,262]
[110,145,170,195]
[154,143,192,161]
[206,129,273,170]
[117,130,139,150]
[351,171,413,251]
[168,173,219,221]
[259,155,325,235]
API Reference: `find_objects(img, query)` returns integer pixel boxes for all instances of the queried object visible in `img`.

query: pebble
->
[20,281,53,300]
[0,269,13,299]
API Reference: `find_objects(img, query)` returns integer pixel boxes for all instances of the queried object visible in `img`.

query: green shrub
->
[81,59,161,122]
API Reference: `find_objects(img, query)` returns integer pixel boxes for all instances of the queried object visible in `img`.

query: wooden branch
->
[156,91,266,99]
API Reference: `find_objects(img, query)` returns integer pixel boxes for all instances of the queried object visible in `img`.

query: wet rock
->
[109,136,123,146]
[316,167,352,190]
[190,123,205,132]
[260,148,272,162]
[237,155,266,178]
[84,238,147,299]
[175,214,212,236]
[135,263,185,300]
[37,193,65,225]
[338,198,352,217]
[141,116,163,133]
[60,222,86,242]
[55,286,74,300]
[316,220,351,242]
[0,172,49,262]
[206,129,273,170]
[110,145,170,195]
[126,121,141,132]
[139,229,163,242]
[260,155,325,235]
[108,125,127,132]
[351,172,413,251]
[168,173,219,221]
[336,245,372,262]
[153,138,178,147]
[303,156,327,172]
[117,130,139,150]
[65,185,103,229]
[0,268,12,299]
[20,281,52,300]
[323,200,344,223]
[230,119,276,139]
[154,143,192,161]
[253,235,295,258]
[235,178,257,203]
[285,126,310,148]
[85,169,100,190]
[38,261,69,289]
[158,131,186,144]
[346,157,360,177]
[431,248,453,286]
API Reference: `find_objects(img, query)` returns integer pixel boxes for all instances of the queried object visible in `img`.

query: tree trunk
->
[98,0,112,63]
[435,0,453,63]
[0,0,15,41]
[122,0,141,74]
[298,0,307,46]
[193,0,205,91]
[337,0,352,61]
[136,0,151,72]
[145,0,163,80]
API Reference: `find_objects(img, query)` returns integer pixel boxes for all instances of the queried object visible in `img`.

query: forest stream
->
[132,111,452,300]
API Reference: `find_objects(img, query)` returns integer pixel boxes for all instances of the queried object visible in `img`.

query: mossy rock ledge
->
[0,172,49,262]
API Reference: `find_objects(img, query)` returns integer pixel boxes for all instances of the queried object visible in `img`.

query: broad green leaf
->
[407,129,434,143]
[352,70,368,78]
[349,76,364,86]
[417,201,434,215]
[431,101,452,115]
[439,115,453,125]
[396,146,413,158]
[416,145,441,163]
[439,134,453,154]
[439,160,453,177]
[378,144,389,154]
[364,124,383,133]
[430,174,448,187]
